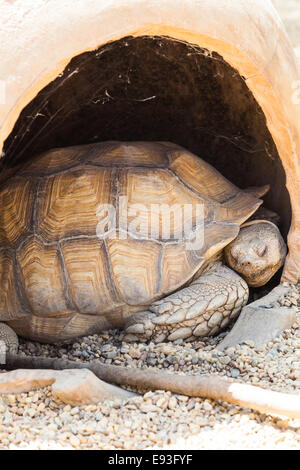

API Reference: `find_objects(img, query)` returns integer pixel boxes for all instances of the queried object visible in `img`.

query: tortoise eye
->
[256,244,267,257]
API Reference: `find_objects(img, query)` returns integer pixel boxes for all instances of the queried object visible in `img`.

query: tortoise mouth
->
[1,36,291,250]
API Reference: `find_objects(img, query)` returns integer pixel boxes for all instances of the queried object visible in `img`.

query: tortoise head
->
[224,221,287,287]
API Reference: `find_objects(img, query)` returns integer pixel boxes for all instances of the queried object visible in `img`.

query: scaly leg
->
[0,323,19,355]
[123,263,248,342]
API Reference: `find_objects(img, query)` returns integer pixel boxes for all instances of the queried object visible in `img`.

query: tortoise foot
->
[122,265,249,343]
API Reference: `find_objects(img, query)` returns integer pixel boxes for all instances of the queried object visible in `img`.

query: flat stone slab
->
[218,284,298,350]
[0,368,136,405]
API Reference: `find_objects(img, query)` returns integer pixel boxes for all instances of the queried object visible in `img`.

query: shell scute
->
[16,236,72,317]
[0,177,35,246]
[0,248,27,321]
[105,237,162,305]
[86,141,169,168]
[35,166,115,241]
[60,238,120,314]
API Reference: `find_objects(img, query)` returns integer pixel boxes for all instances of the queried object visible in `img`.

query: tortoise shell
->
[0,142,261,342]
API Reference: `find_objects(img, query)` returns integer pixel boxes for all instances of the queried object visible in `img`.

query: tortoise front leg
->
[122,264,249,343]
[0,323,19,356]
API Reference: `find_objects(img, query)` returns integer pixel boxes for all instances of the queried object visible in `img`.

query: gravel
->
[0,303,299,450]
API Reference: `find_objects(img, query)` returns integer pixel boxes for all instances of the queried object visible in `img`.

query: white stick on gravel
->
[3,354,300,419]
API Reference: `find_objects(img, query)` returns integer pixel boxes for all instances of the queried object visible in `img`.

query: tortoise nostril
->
[242,261,251,267]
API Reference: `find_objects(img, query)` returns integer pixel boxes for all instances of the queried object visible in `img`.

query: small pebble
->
[230,368,241,378]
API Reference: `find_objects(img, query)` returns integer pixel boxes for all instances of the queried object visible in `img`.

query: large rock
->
[52,369,136,405]
[218,284,298,350]
[0,368,136,405]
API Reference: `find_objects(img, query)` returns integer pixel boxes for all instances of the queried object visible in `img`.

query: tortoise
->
[0,141,286,351]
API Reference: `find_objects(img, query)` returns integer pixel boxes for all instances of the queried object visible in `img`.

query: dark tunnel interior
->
[2,35,291,244]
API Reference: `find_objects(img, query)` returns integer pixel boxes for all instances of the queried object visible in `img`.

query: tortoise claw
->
[122,311,156,342]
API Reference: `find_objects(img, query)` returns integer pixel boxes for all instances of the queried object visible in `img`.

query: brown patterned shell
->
[0,142,262,342]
